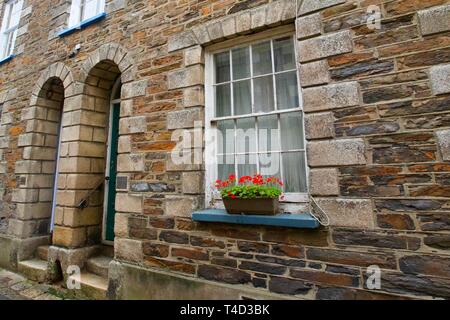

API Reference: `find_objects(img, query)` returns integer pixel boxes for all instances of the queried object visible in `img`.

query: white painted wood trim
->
[204,28,310,210]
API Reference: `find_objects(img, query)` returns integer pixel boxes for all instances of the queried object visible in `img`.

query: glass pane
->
[282,152,307,193]
[236,118,256,154]
[259,153,281,178]
[276,71,299,110]
[7,30,17,56]
[2,3,12,30]
[252,41,272,76]
[215,52,230,83]
[258,115,279,152]
[83,0,99,20]
[215,84,231,117]
[218,154,235,182]
[274,37,296,72]
[217,120,234,155]
[233,80,251,115]
[254,76,274,113]
[68,0,82,27]
[237,154,258,178]
[10,0,23,27]
[232,47,250,80]
[280,112,304,150]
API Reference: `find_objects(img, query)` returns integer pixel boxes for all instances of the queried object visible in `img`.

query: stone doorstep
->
[37,245,50,261]
[17,259,48,283]
[67,272,108,300]
[86,255,112,279]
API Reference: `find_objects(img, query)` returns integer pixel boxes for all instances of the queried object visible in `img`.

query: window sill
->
[192,209,320,229]
[58,12,107,38]
[0,55,14,66]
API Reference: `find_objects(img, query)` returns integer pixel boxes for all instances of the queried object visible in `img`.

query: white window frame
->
[68,0,105,28]
[0,0,23,60]
[204,26,309,209]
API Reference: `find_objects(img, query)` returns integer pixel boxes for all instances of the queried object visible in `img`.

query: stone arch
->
[11,62,76,256]
[30,62,80,100]
[52,46,129,249]
[79,43,135,85]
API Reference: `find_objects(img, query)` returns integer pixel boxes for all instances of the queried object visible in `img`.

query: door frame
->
[50,116,64,232]
[102,77,121,245]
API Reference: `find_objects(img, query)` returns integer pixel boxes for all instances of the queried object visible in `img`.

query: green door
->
[105,102,120,242]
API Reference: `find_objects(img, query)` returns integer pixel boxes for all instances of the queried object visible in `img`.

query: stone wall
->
[0,0,450,299]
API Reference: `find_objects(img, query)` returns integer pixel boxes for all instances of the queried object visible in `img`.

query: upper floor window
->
[0,0,23,60]
[205,32,308,204]
[68,0,105,28]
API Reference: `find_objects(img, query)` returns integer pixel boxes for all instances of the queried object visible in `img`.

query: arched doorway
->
[49,59,122,249]
[13,76,65,239]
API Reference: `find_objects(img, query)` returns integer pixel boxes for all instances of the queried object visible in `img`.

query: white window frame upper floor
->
[0,0,24,60]
[204,26,310,209]
[68,0,105,28]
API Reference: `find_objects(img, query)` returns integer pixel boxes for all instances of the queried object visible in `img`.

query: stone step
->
[18,259,48,283]
[37,245,50,261]
[100,245,114,258]
[86,256,112,278]
[67,272,108,300]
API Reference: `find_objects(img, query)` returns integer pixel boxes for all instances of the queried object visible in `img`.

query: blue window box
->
[0,55,14,65]
[58,12,107,38]
[192,209,320,229]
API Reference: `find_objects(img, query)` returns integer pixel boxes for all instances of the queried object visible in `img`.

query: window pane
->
[237,154,258,178]
[0,34,8,59]
[258,115,279,152]
[254,76,274,113]
[215,52,230,83]
[252,41,272,76]
[274,37,296,72]
[215,84,231,117]
[276,71,299,110]
[280,112,304,150]
[236,117,256,154]
[259,153,281,178]
[233,80,251,115]
[83,0,99,20]
[218,155,235,181]
[10,0,23,27]
[68,0,82,27]
[7,30,17,56]
[282,152,307,193]
[1,3,12,30]
[232,47,250,80]
[217,120,234,155]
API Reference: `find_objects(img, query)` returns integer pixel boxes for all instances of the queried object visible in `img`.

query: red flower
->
[231,194,236,199]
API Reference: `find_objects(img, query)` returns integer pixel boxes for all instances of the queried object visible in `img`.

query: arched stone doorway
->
[52,59,122,249]
[12,62,74,265]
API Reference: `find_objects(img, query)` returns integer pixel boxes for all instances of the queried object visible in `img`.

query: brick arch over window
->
[11,62,76,253]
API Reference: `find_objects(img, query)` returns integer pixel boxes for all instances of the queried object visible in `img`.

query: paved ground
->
[0,268,80,300]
